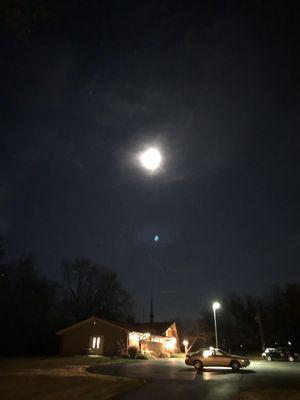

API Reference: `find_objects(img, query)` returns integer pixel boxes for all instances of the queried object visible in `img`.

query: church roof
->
[56,316,175,336]
[129,321,175,336]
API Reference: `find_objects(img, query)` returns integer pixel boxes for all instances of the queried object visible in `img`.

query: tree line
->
[181,284,300,353]
[0,237,133,356]
[1,235,299,356]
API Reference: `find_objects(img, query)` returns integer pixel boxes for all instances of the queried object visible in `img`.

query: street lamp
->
[139,147,162,171]
[183,339,189,354]
[212,302,221,348]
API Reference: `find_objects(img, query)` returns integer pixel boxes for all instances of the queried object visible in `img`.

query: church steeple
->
[150,289,154,324]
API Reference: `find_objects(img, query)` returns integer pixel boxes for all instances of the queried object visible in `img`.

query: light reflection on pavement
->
[90,358,300,400]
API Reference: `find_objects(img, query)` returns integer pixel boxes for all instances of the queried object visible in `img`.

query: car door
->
[201,349,215,366]
[213,349,231,367]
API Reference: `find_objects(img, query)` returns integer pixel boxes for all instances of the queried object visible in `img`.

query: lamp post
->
[183,339,189,354]
[212,302,221,348]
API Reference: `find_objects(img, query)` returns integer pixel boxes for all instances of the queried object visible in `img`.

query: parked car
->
[185,347,250,371]
[262,347,297,362]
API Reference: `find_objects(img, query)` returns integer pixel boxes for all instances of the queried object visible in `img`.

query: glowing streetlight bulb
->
[140,148,162,171]
[183,339,189,354]
[212,302,221,348]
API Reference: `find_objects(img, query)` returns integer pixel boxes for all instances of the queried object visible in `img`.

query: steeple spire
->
[150,289,154,324]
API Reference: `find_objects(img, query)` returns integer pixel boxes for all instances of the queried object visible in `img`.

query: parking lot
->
[92,358,300,399]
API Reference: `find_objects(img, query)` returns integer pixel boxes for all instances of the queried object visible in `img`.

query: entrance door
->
[89,335,104,355]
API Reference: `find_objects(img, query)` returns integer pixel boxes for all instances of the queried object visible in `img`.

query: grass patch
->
[0,356,134,372]
[0,373,141,400]
[0,356,143,400]
[240,389,300,400]
[170,353,186,358]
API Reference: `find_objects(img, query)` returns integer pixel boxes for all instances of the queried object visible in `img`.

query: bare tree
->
[61,258,133,322]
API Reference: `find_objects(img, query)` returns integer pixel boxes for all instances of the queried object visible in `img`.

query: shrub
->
[158,351,170,358]
[106,342,123,357]
[136,351,150,360]
[128,346,138,359]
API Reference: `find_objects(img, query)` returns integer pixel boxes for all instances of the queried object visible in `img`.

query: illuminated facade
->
[128,328,179,354]
[56,317,180,356]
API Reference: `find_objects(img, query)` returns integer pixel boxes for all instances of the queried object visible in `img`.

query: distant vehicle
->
[262,347,297,362]
[185,347,250,371]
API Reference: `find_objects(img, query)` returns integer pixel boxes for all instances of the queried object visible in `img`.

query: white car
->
[185,347,250,371]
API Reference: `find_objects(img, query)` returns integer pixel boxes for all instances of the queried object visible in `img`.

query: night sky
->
[0,1,298,320]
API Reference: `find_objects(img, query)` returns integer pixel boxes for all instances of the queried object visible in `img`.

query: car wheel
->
[288,356,294,362]
[230,360,240,372]
[193,360,203,370]
[267,356,272,362]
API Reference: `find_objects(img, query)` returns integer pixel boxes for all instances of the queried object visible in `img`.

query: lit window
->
[92,336,101,349]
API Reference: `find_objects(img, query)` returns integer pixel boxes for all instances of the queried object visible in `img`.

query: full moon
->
[139,148,162,171]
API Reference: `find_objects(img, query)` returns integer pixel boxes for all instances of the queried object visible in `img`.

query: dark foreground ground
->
[0,356,142,400]
[91,358,300,400]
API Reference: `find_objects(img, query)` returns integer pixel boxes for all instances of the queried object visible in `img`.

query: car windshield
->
[277,347,288,352]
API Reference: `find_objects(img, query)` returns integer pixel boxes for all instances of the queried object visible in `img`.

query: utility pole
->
[255,313,266,351]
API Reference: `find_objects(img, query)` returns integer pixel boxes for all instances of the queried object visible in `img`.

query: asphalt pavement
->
[90,358,300,399]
